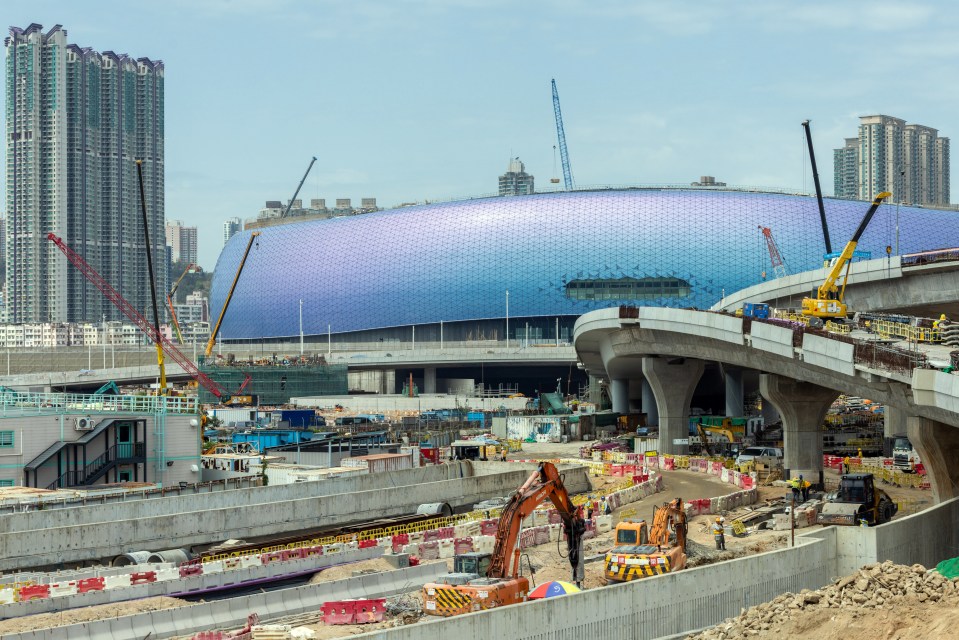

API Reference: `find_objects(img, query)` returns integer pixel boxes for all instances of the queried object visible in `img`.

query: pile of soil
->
[688,561,959,640]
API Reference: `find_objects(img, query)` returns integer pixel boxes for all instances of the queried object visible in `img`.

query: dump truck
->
[604,497,687,583]
[818,473,897,526]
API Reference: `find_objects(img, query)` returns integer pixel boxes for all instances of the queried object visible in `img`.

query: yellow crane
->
[205,232,261,358]
[167,263,202,344]
[801,192,891,319]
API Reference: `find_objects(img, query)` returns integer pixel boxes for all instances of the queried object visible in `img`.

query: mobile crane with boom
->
[167,262,202,345]
[47,233,253,406]
[422,462,585,616]
[801,192,891,319]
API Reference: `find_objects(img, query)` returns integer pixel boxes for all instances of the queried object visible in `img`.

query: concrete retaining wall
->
[1,561,448,640]
[0,547,383,619]
[0,462,590,570]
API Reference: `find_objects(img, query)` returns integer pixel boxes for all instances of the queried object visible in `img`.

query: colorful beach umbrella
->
[528,580,581,599]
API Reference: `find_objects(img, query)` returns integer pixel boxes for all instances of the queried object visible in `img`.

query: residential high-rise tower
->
[498,157,535,196]
[5,23,165,323]
[834,115,950,206]
[223,217,241,247]
[166,220,198,264]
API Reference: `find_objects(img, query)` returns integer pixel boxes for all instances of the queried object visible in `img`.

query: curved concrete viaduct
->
[574,306,959,502]
[712,253,959,318]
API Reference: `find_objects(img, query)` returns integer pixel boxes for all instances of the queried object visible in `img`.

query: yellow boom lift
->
[167,263,202,344]
[801,192,891,319]
[205,232,261,358]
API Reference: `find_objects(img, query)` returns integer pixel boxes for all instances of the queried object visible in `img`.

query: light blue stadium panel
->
[210,189,956,341]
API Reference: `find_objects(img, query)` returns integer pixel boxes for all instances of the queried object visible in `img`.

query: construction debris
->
[687,561,959,639]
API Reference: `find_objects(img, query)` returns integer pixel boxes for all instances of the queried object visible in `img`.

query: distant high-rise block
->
[835,115,950,206]
[833,138,859,200]
[5,23,165,323]
[166,220,198,264]
[223,217,241,247]
[499,157,534,196]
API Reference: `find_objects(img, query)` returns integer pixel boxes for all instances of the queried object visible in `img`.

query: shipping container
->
[341,452,413,474]
[505,415,562,441]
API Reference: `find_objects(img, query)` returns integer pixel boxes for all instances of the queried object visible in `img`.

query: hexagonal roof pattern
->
[210,189,959,339]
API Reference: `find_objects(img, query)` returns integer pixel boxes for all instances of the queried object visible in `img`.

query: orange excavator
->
[423,462,585,616]
[604,497,687,583]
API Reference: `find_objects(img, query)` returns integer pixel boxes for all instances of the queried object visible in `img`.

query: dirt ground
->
[0,596,187,635]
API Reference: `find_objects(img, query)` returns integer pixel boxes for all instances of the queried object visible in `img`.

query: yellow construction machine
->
[801,192,890,319]
[604,497,687,583]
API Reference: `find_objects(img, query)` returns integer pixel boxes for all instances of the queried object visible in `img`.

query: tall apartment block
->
[833,115,950,206]
[499,157,535,196]
[222,217,241,247]
[5,24,166,323]
[166,220,198,264]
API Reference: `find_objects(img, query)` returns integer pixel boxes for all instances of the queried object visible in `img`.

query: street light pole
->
[505,290,509,349]
[328,324,331,356]
[299,299,304,356]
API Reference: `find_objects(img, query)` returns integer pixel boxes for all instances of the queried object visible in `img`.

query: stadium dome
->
[210,188,959,342]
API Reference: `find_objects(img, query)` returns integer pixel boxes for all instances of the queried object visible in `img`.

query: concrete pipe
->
[146,548,192,565]
[416,502,453,517]
[112,551,153,567]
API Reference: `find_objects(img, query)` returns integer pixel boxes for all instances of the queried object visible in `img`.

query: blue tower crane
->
[551,79,574,191]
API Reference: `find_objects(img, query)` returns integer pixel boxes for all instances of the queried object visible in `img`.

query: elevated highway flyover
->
[574,305,959,503]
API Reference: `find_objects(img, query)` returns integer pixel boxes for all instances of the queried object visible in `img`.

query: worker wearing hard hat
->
[711,516,726,550]
[934,314,948,330]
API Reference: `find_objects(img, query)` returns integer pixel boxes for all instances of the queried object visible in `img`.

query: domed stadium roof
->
[211,189,957,340]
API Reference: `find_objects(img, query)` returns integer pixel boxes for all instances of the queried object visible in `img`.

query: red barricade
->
[437,526,455,539]
[916,463,926,475]
[741,475,754,490]
[632,474,649,484]
[322,600,356,625]
[409,555,420,566]
[77,577,106,593]
[391,533,410,553]
[130,572,157,585]
[179,564,203,578]
[19,584,51,601]
[610,464,624,477]
[480,519,499,536]
[454,537,473,554]
[358,539,378,549]
[353,598,386,623]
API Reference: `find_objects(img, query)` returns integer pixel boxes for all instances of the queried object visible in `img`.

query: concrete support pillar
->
[883,404,908,456]
[642,357,704,454]
[423,367,437,394]
[587,375,604,406]
[907,416,959,502]
[722,366,744,417]
[761,398,780,426]
[759,374,837,487]
[627,378,643,414]
[610,378,629,414]
[884,405,906,438]
[641,378,658,427]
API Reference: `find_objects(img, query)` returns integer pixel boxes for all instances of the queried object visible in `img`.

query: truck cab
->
[892,435,921,472]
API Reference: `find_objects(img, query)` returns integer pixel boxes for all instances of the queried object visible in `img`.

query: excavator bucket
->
[817,502,861,526]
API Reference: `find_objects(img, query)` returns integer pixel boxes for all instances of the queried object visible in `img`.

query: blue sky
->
[5,1,959,269]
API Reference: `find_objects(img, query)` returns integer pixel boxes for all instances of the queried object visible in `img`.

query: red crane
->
[47,233,232,401]
[758,225,787,279]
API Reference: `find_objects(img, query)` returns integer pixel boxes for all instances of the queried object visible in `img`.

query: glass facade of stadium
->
[210,188,959,345]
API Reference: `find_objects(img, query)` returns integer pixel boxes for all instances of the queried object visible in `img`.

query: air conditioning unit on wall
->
[75,417,94,431]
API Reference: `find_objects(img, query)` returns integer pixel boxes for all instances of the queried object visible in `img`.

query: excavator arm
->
[486,462,585,582]
[648,498,688,552]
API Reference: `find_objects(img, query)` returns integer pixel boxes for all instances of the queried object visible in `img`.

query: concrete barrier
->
[0,464,589,570]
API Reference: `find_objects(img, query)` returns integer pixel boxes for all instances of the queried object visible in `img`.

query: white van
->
[735,446,783,466]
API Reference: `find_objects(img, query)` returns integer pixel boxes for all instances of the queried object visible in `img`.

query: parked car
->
[735,446,783,466]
